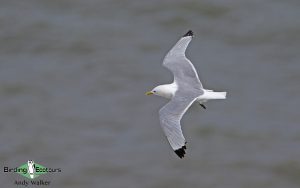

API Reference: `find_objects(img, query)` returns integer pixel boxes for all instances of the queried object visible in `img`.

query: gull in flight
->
[145,30,227,158]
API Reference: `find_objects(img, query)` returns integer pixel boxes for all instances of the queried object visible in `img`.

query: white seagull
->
[146,30,227,158]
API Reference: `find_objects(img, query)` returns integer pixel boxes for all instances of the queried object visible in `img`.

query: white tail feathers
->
[209,92,226,99]
[218,92,227,99]
[198,91,227,100]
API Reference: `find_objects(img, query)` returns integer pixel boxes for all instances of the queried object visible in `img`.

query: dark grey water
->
[1,0,300,187]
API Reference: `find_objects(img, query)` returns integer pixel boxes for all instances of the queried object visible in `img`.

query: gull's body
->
[153,84,226,104]
[146,30,226,158]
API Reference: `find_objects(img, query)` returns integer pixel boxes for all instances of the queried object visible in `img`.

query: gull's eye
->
[153,90,156,93]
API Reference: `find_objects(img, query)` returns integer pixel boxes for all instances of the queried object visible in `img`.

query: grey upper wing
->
[163,30,203,89]
[159,90,199,158]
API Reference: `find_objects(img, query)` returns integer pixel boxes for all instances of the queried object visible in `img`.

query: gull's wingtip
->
[174,145,187,159]
[183,30,194,37]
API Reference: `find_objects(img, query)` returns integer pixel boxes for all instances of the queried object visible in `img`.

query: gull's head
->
[145,84,175,99]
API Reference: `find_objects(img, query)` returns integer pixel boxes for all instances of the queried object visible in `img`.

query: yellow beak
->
[145,91,154,96]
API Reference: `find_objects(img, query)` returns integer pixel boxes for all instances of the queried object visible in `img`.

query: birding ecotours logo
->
[3,160,62,186]
[3,160,61,180]
[16,160,47,179]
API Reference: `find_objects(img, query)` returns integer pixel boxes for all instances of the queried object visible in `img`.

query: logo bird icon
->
[27,160,36,179]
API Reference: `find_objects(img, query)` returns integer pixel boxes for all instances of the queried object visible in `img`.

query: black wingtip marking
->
[174,144,187,159]
[183,30,193,37]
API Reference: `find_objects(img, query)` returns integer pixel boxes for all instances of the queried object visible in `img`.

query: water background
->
[0,0,300,187]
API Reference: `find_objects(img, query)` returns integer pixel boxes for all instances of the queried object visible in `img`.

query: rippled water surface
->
[1,0,300,187]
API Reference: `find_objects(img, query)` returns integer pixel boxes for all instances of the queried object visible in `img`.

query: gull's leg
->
[199,103,206,109]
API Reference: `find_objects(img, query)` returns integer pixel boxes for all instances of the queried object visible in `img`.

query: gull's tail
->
[201,91,227,100]
[214,92,226,99]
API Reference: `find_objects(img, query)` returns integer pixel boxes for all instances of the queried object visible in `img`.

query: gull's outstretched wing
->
[163,30,203,89]
[159,90,199,158]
